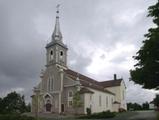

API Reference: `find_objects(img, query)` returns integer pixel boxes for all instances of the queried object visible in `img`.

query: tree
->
[0,97,3,113]
[0,91,28,114]
[26,103,31,112]
[127,102,142,111]
[73,91,83,114]
[130,1,159,89]
[153,94,159,107]
[142,102,149,110]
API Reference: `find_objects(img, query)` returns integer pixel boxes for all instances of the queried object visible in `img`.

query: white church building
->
[31,8,127,114]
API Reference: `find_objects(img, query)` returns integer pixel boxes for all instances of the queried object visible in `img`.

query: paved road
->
[24,110,157,120]
[109,110,156,120]
[128,111,156,120]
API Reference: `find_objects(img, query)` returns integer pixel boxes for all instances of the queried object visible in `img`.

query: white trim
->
[49,77,50,91]
[43,93,53,100]
[51,77,54,91]
[56,64,67,70]
[64,84,77,87]
[49,91,60,94]
[50,77,52,91]
[99,95,102,106]
[47,78,49,92]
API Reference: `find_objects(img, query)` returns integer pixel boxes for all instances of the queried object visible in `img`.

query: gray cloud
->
[0,0,158,104]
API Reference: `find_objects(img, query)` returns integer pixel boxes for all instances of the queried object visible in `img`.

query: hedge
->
[78,110,116,119]
[0,114,36,120]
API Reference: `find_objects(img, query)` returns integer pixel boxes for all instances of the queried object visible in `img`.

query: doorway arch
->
[46,100,52,112]
[44,94,52,113]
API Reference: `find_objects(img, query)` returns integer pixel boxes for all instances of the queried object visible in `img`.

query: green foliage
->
[127,103,142,111]
[156,112,159,120]
[0,97,4,113]
[130,1,159,89]
[142,102,149,110]
[127,102,149,111]
[73,91,82,108]
[0,91,28,114]
[0,114,36,120]
[26,103,31,112]
[153,94,159,107]
[72,91,83,114]
[86,107,91,115]
[78,110,116,119]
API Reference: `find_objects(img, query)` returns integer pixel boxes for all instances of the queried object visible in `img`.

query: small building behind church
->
[31,8,127,115]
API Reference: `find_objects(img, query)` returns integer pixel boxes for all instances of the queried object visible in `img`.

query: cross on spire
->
[56,4,60,17]
[56,4,60,11]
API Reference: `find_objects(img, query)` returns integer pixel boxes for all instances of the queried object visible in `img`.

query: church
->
[31,8,127,114]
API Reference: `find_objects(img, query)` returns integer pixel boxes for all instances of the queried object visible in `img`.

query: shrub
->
[86,108,91,115]
[0,114,36,120]
[119,108,126,112]
[78,110,116,119]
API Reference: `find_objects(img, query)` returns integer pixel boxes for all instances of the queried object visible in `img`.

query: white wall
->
[106,80,127,110]
[84,87,115,114]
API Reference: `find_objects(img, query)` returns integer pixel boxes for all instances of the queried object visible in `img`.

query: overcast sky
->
[0,0,158,104]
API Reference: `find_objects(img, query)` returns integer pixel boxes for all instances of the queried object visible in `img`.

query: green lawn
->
[38,112,137,120]
[156,112,159,120]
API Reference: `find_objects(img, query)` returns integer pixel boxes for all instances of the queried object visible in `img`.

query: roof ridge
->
[100,79,122,83]
[66,68,100,83]
[65,69,115,95]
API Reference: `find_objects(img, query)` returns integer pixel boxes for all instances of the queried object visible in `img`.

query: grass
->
[0,114,37,120]
[78,111,116,119]
[156,112,159,120]
[23,111,140,120]
[113,111,137,119]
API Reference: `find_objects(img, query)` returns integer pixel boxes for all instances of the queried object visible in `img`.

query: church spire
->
[52,4,62,42]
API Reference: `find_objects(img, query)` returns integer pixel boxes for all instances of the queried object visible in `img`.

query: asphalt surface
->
[128,110,156,120]
[24,110,157,120]
[108,110,156,120]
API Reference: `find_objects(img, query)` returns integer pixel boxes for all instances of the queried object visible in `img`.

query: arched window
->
[50,50,53,61]
[59,50,64,61]
[60,51,63,56]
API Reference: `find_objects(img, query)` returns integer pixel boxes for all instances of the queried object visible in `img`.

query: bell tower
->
[46,5,67,68]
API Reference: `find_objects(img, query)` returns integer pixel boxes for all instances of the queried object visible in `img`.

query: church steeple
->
[52,4,62,42]
[46,5,67,68]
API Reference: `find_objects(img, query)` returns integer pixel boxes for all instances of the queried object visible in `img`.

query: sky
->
[0,0,158,104]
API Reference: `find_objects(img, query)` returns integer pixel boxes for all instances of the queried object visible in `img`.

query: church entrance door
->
[46,103,52,112]
[61,104,64,113]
